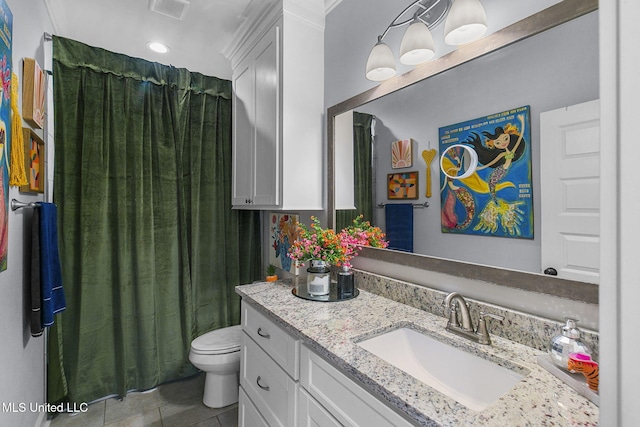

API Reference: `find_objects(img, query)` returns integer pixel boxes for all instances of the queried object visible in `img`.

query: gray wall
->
[1,1,53,426]
[356,12,599,273]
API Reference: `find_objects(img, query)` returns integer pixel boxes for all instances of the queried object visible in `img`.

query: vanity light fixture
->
[365,0,487,81]
[146,41,170,53]
[444,0,488,45]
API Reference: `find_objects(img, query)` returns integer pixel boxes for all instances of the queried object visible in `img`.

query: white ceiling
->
[44,0,342,79]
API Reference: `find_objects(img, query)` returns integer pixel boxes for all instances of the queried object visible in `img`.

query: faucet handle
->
[447,301,459,327]
[476,312,504,345]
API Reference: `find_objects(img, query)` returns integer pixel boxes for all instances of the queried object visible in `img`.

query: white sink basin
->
[357,327,527,411]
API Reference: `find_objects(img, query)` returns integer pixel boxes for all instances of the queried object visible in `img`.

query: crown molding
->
[223,0,325,68]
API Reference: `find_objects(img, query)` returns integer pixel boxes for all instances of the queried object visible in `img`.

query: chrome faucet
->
[443,292,504,345]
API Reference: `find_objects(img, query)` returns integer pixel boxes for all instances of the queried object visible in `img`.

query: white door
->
[540,99,600,284]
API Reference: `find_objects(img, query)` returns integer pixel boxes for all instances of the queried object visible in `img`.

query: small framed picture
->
[20,128,45,194]
[391,139,413,168]
[23,58,46,129]
[387,171,418,199]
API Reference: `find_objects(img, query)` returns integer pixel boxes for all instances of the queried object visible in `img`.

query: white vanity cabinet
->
[299,345,414,427]
[297,387,342,427]
[239,301,299,427]
[239,301,414,427]
[229,1,324,210]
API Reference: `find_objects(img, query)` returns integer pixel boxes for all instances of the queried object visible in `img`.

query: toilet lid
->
[191,325,242,354]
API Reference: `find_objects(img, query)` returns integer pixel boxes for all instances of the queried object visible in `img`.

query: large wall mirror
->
[327,0,598,304]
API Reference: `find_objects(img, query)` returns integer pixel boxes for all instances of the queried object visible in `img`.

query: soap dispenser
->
[550,318,592,371]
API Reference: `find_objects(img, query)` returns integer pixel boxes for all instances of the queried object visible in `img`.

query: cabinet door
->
[300,345,413,427]
[252,22,280,206]
[232,55,254,206]
[297,387,341,427]
[239,387,269,427]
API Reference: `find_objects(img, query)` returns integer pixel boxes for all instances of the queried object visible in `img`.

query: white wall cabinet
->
[230,1,324,210]
[239,301,414,426]
[232,23,279,207]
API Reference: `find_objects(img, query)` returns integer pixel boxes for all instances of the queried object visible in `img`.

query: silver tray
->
[292,282,359,302]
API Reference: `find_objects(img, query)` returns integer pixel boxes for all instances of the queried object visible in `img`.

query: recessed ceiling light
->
[147,41,170,53]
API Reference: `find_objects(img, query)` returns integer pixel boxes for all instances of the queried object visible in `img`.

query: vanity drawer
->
[238,386,269,427]
[300,344,413,427]
[241,332,298,427]
[242,301,299,379]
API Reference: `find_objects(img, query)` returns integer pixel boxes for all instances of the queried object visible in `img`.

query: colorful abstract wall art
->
[391,139,413,168]
[0,0,11,272]
[269,213,300,275]
[387,171,418,200]
[439,106,533,239]
[20,128,44,193]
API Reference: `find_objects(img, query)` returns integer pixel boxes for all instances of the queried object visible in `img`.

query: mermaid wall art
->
[439,106,533,239]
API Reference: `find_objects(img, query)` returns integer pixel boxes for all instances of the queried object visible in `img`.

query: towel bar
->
[11,199,39,211]
[377,202,429,209]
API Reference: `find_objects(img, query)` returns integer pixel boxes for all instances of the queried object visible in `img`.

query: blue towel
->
[38,202,66,326]
[385,204,414,253]
[30,208,43,337]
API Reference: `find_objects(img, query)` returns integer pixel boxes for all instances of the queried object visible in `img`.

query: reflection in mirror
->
[327,0,599,303]
[335,112,375,232]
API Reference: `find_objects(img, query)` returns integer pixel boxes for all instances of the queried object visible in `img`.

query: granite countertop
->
[236,280,599,426]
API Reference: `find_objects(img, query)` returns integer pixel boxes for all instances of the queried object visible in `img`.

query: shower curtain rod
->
[11,199,39,211]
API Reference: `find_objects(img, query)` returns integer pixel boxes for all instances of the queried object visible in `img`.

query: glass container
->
[306,260,330,296]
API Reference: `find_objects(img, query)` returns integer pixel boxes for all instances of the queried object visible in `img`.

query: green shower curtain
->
[336,112,374,231]
[49,36,261,404]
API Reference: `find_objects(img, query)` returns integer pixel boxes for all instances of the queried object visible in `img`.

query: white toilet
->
[189,325,242,408]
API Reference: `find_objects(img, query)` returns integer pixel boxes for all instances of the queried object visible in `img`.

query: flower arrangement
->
[288,215,388,268]
[288,216,345,265]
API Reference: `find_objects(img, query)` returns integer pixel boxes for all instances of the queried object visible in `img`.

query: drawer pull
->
[257,327,270,339]
[256,376,270,391]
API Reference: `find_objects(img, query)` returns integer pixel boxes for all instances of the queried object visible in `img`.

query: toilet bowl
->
[189,325,242,408]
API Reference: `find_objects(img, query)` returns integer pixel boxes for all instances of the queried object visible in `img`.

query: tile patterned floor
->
[50,374,238,427]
